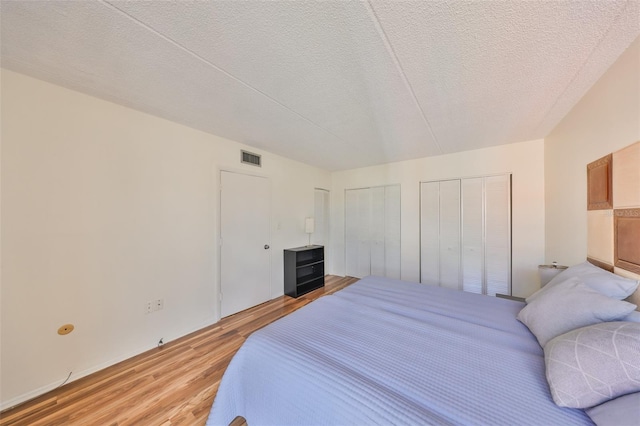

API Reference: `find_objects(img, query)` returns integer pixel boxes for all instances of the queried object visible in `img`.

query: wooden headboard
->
[587,141,640,308]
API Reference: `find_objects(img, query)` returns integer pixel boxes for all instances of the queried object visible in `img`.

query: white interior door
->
[356,189,372,277]
[345,188,371,278]
[370,186,386,277]
[439,180,461,290]
[220,171,271,318]
[421,175,511,295]
[345,189,359,277]
[462,178,484,294]
[384,185,401,279]
[485,174,511,296]
[420,182,440,284]
[347,185,401,279]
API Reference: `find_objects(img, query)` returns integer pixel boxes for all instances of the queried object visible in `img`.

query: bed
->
[208,142,640,426]
[207,274,633,425]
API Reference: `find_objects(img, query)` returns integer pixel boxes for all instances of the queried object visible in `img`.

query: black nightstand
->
[496,293,526,302]
[284,245,325,297]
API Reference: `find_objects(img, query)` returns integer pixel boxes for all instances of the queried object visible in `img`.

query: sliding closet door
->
[462,178,484,294]
[345,189,359,277]
[420,179,461,289]
[485,175,511,295]
[346,185,401,279]
[345,188,371,278]
[439,180,461,290]
[420,182,440,284]
[421,174,511,295]
[370,187,386,277]
[384,185,401,279]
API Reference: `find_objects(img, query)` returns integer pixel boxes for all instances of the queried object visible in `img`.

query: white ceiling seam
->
[531,0,639,137]
[364,0,443,155]
[2,1,639,170]
[100,0,347,146]
[99,0,442,166]
[531,0,640,138]
[0,0,354,169]
[368,0,638,154]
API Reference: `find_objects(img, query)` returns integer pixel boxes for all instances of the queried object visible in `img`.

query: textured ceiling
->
[1,1,638,171]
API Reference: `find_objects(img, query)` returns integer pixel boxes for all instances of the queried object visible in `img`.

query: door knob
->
[264,244,270,249]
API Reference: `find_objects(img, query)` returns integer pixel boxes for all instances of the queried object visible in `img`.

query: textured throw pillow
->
[517,277,637,347]
[544,322,640,409]
[585,392,640,426]
[526,261,639,304]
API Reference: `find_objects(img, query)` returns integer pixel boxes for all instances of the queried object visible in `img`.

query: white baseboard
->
[0,318,218,412]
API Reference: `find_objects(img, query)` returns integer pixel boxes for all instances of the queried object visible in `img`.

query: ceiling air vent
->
[241,150,261,167]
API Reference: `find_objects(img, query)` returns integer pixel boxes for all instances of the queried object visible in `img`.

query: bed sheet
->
[207,277,591,425]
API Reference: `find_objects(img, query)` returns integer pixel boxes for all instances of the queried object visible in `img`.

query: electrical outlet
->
[146,301,153,314]
[156,298,164,311]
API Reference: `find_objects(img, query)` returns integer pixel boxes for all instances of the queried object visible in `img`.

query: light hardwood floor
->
[0,275,358,426]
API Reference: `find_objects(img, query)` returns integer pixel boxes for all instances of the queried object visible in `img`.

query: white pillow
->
[517,277,637,347]
[527,261,639,304]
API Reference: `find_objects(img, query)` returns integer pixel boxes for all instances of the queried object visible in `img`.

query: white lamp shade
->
[538,264,567,286]
[305,217,315,234]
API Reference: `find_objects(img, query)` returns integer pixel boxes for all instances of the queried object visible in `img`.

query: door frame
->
[217,168,272,321]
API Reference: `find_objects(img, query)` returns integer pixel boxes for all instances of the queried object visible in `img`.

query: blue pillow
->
[625,311,640,323]
[527,261,639,303]
[518,277,637,347]
[585,392,640,426]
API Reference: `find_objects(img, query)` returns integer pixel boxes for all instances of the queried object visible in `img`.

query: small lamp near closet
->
[305,217,315,247]
[538,262,567,287]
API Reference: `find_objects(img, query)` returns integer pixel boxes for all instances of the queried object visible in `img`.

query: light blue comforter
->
[207,276,591,425]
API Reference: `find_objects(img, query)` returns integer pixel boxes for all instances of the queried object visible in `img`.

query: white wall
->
[330,139,545,298]
[0,69,330,408]
[4,33,637,409]
[545,37,640,266]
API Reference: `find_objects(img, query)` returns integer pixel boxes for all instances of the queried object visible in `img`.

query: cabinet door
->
[439,180,461,290]
[485,175,511,295]
[420,182,440,284]
[462,178,484,294]
[384,185,401,279]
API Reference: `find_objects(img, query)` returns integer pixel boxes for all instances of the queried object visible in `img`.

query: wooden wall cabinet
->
[587,153,613,210]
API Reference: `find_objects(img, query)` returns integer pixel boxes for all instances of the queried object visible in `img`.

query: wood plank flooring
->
[0,275,358,426]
